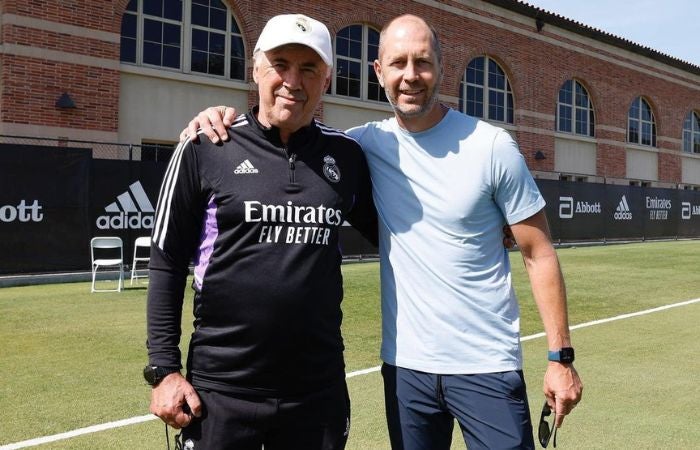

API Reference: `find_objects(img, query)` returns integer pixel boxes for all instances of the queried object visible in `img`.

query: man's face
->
[375,18,442,121]
[253,44,331,136]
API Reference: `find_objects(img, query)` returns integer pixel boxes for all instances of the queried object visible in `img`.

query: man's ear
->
[374,59,384,87]
[252,65,259,84]
[323,73,331,92]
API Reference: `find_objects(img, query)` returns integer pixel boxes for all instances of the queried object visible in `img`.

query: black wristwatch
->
[547,347,575,364]
[143,365,180,386]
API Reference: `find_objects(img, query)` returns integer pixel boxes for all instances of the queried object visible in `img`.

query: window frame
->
[120,0,246,81]
[459,56,514,124]
[557,79,595,137]
[682,110,700,154]
[332,24,387,103]
[627,96,656,147]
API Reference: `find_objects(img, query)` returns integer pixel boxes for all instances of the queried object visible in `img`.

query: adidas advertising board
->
[96,181,155,230]
[614,195,632,220]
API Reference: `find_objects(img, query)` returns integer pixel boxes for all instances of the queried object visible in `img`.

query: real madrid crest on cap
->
[323,155,341,183]
[295,16,311,33]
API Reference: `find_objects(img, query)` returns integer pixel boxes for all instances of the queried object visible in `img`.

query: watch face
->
[560,348,575,363]
[143,365,157,384]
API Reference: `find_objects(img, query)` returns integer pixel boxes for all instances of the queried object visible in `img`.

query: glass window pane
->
[507,93,513,124]
[642,122,652,146]
[628,119,639,143]
[191,4,208,26]
[629,98,639,120]
[575,82,588,107]
[163,44,180,68]
[143,41,162,65]
[336,37,349,57]
[210,32,225,54]
[210,7,226,31]
[120,37,136,63]
[489,91,504,121]
[349,25,361,41]
[559,82,572,104]
[126,0,137,12]
[349,79,361,98]
[368,29,379,46]
[192,28,207,52]
[367,42,378,61]
[163,0,182,21]
[192,50,207,72]
[576,108,587,135]
[231,17,241,34]
[231,57,245,80]
[641,100,652,121]
[694,112,700,131]
[694,133,700,153]
[348,61,361,81]
[467,58,484,85]
[336,58,349,78]
[559,105,572,132]
[683,131,692,152]
[488,60,505,90]
[589,110,595,137]
[212,0,225,8]
[209,53,224,75]
[192,0,208,5]
[144,0,162,17]
[349,40,362,59]
[144,19,162,43]
[121,13,136,38]
[163,23,180,46]
[231,36,244,59]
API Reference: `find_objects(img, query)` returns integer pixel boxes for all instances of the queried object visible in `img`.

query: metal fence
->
[0,135,175,162]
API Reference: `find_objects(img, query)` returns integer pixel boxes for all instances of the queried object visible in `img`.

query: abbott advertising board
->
[679,190,700,236]
[0,144,91,274]
[539,180,606,241]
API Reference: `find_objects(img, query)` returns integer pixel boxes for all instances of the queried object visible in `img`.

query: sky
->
[523,0,700,66]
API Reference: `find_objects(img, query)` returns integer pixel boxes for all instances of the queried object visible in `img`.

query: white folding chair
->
[90,236,124,292]
[130,236,151,286]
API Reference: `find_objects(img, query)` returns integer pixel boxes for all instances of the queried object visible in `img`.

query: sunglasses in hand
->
[538,401,558,448]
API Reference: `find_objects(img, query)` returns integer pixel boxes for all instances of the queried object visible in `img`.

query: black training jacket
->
[146,108,377,396]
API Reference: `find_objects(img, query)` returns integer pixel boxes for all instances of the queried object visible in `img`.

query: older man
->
[144,14,376,450]
[183,14,582,450]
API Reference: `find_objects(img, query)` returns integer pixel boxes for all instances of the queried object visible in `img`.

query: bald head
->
[378,14,442,65]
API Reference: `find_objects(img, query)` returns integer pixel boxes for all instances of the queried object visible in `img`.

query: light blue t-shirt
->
[347,109,545,373]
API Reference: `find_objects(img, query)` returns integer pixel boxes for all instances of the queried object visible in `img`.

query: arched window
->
[459,56,513,124]
[682,111,700,154]
[557,80,594,137]
[333,24,387,102]
[627,97,656,146]
[120,0,245,80]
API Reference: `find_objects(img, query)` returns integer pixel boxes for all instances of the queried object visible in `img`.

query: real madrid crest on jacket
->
[147,107,377,396]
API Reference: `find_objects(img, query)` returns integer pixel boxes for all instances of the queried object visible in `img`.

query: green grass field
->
[1,240,699,449]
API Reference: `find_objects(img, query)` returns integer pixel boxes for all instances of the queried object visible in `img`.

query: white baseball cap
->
[254,14,333,67]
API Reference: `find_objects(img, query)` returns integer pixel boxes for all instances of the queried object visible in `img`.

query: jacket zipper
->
[287,150,297,183]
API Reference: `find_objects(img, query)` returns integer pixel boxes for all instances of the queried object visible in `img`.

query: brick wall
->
[1,0,698,183]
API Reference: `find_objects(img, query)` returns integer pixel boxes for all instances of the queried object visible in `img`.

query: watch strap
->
[548,347,575,363]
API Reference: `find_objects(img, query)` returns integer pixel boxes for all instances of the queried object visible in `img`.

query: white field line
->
[2,297,699,450]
